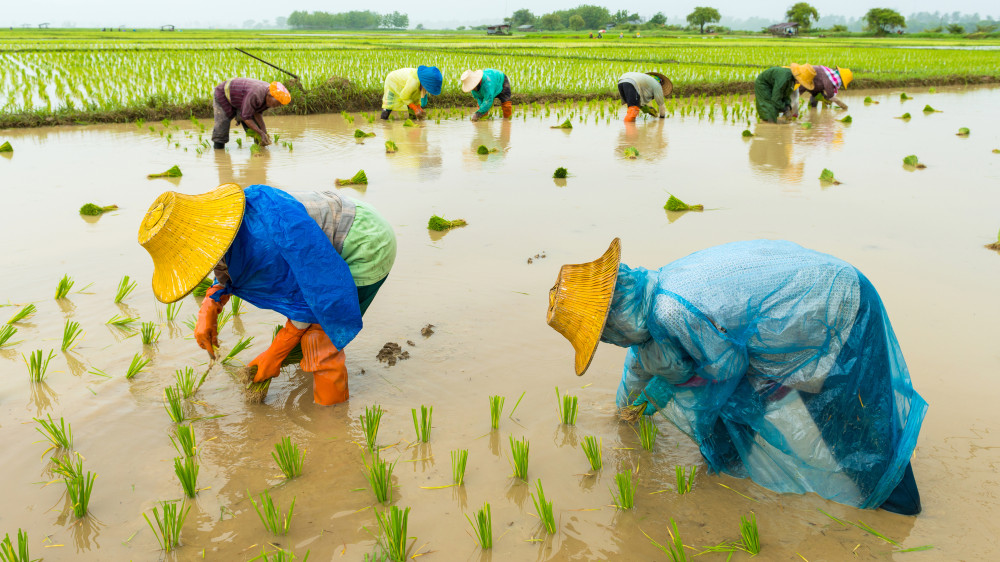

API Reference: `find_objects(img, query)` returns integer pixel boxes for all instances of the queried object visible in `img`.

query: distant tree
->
[415,23,424,30]
[686,7,721,33]
[568,14,586,30]
[830,24,848,32]
[456,25,466,30]
[946,23,964,33]
[573,5,612,28]
[785,2,819,30]
[381,11,408,29]
[275,16,287,28]
[863,8,905,35]
[649,12,667,25]
[976,21,998,32]
[510,9,536,26]
[539,13,563,30]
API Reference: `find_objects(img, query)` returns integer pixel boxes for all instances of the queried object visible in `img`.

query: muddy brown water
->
[1,86,999,561]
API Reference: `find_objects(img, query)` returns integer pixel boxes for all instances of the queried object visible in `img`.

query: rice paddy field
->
[2,29,1000,562]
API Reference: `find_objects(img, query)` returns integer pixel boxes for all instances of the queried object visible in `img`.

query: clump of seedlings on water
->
[354,128,375,139]
[863,96,877,104]
[427,215,467,231]
[79,203,118,216]
[900,92,912,100]
[361,404,384,451]
[466,502,493,549]
[624,146,639,159]
[819,168,841,185]
[489,395,504,429]
[551,118,573,129]
[742,129,753,137]
[164,386,186,422]
[115,275,137,303]
[54,275,75,299]
[665,195,704,212]
[452,449,468,485]
[61,320,83,351]
[610,470,637,510]
[35,413,73,451]
[676,465,697,494]
[556,387,578,425]
[65,469,96,518]
[957,127,970,136]
[170,424,197,457]
[373,505,411,562]
[476,144,498,155]
[531,479,557,534]
[553,166,569,179]
[923,105,940,113]
[125,353,150,379]
[24,349,55,382]
[174,456,199,497]
[903,154,927,169]
[273,436,304,479]
[580,435,603,471]
[509,436,530,480]
[645,518,688,562]
[336,170,368,186]
[250,489,296,535]
[638,416,658,451]
[0,141,12,152]
[144,500,190,553]
[148,165,183,179]
[403,119,417,127]
[141,321,160,345]
[411,404,433,443]
[7,303,36,324]
[385,140,398,153]
[175,366,207,398]
[896,112,912,120]
[839,115,852,123]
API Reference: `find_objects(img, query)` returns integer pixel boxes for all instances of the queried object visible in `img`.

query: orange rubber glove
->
[408,103,426,120]
[194,285,228,359]
[250,320,308,383]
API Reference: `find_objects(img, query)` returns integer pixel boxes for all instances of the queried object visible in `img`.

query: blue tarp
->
[610,240,927,510]
[215,185,362,349]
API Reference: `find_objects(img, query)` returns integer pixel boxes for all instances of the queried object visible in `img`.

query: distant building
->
[38,23,50,29]
[160,24,176,31]
[768,22,800,36]
[517,24,535,32]
[486,24,511,35]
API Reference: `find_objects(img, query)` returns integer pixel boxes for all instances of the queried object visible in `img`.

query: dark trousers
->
[617,81,641,107]
[357,276,387,317]
[496,76,512,103]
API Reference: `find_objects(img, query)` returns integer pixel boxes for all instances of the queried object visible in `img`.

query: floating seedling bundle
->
[900,92,912,100]
[957,127,970,136]
[839,115,852,123]
[403,119,416,127]
[923,105,940,113]
[623,146,639,159]
[476,145,498,155]
[903,155,927,169]
[427,215,467,231]
[897,113,911,120]
[664,195,704,212]
[385,140,398,153]
[148,165,182,179]
[741,129,753,137]
[354,129,375,138]
[819,169,842,185]
[336,170,368,186]
[0,141,12,152]
[550,119,573,129]
[79,203,118,216]
[553,167,568,179]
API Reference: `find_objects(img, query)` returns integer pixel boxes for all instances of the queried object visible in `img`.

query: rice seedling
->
[140,321,160,345]
[489,395,504,429]
[531,479,557,534]
[125,353,150,379]
[741,129,753,137]
[148,165,182,178]
[385,140,398,153]
[174,366,207,398]
[581,435,602,470]
[114,275,137,303]
[556,387,578,425]
[35,413,73,450]
[739,512,760,555]
[373,505,411,562]
[552,166,568,178]
[0,325,17,348]
[0,141,12,152]
[6,304,36,324]
[354,129,375,138]
[897,112,911,120]
[675,465,697,494]
[164,386,186,422]
[638,416,658,451]
[645,518,688,561]
[839,115,852,123]
[466,502,493,549]
[411,404,432,443]
[336,170,368,186]
[78,203,117,216]
[61,320,82,351]
[64,470,96,517]
[550,118,573,129]
[230,295,243,315]
[54,274,75,299]
[173,456,199,497]
[250,489,296,535]
[610,471,636,509]
[864,96,874,104]
[50,453,84,479]
[922,104,940,112]
[106,314,137,327]
[508,435,529,481]
[364,451,397,504]
[403,119,416,127]
[664,195,704,212]
[143,500,190,552]
[192,278,213,298]
[900,92,912,100]
[0,529,32,562]
[170,424,197,457]
[249,546,310,561]
[819,168,842,185]
[624,146,639,159]
[476,145,498,155]
[24,349,55,382]
[222,336,254,365]
[800,122,812,129]
[427,215,467,231]
[360,404,384,451]
[957,127,970,136]
[273,436,305,479]
[451,449,468,485]
[903,154,927,168]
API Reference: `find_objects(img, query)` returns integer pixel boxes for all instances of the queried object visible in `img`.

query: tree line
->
[287,10,409,30]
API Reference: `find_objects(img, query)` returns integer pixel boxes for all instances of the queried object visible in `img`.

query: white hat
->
[460,69,484,93]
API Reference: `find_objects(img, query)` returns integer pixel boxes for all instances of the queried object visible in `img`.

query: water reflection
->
[29,381,59,413]
[616,120,668,160]
[382,122,443,181]
[748,123,804,183]
[214,148,270,187]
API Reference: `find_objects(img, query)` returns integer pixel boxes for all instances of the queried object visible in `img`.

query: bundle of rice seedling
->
[79,203,118,216]
[553,167,568,179]
[427,215,467,231]
[819,169,841,185]
[336,170,368,186]
[385,140,398,153]
[354,129,375,138]
[238,365,272,404]
[839,115,852,123]
[403,119,416,127]
[957,127,970,136]
[922,105,940,113]
[0,141,12,152]
[664,195,704,212]
[148,165,182,178]
[624,146,639,159]
[550,119,573,129]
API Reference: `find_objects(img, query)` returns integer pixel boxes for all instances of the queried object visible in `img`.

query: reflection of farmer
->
[617,72,671,122]
[380,66,443,120]
[138,184,396,405]
[212,79,290,149]
[799,66,853,110]
[460,69,513,121]
[754,64,815,123]
[547,239,925,514]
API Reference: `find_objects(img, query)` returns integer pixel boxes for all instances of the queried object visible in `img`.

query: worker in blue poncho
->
[546,239,926,515]
[138,184,396,405]
[460,68,513,121]
[381,66,443,120]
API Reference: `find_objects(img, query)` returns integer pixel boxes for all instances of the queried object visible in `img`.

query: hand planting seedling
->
[956,127,970,136]
[373,505,411,562]
[664,195,704,212]
[556,387,578,425]
[361,404,384,451]
[354,129,375,138]
[581,436,602,471]
[147,165,182,179]
[125,353,150,379]
[411,404,433,443]
[476,145,498,155]
[451,449,468,485]
[531,480,557,535]
[0,141,12,152]
[24,349,55,382]
[623,146,639,159]
[509,435,530,480]
[385,140,398,153]
[141,321,160,345]
[676,465,697,494]
[489,395,504,429]
[62,320,82,351]
[923,105,940,113]
[164,386,186,422]
[610,471,636,510]
[427,215,467,231]
[273,436,304,479]
[638,416,658,451]
[466,502,493,549]
[170,424,197,457]
[54,274,75,299]
[114,275,137,303]
[550,118,573,129]
[839,115,852,123]
[144,500,190,553]
[819,169,842,185]
[553,167,569,179]
[249,488,296,535]
[6,304,36,324]
[335,170,368,186]
[35,413,73,451]
[79,203,118,216]
[903,155,926,169]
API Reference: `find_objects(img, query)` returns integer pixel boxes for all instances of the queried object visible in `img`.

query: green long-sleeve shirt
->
[754,67,797,123]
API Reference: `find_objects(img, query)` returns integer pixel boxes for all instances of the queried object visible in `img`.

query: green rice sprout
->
[6,304,36,324]
[0,325,17,348]
[143,500,190,552]
[531,479,557,534]
[645,518,688,561]
[373,505,411,562]
[0,141,12,152]
[900,92,912,100]
[217,308,234,330]
[141,321,160,345]
[863,96,874,104]
[819,168,837,183]
[335,170,368,186]
[675,465,697,495]
[174,456,199,497]
[174,367,207,398]
[427,215,467,231]
[24,349,55,382]
[550,118,573,129]
[114,275,137,303]
[65,471,96,518]
[488,395,504,429]
[61,320,82,351]
[638,416,659,451]
[50,453,84,479]
[192,278,213,298]
[800,122,812,129]
[79,203,118,216]
[55,274,75,299]
[556,387,578,425]
[451,449,468,485]
[903,154,926,168]
[411,405,432,443]
[165,301,182,321]
[581,435,602,470]
[164,386,186,423]
[552,166,568,178]
[125,353,150,379]
[250,489,296,535]
[839,115,852,123]
[360,404,384,451]
[466,502,493,549]
[741,129,753,137]
[222,336,254,365]
[148,165,182,178]
[957,127,970,136]
[170,424,197,457]
[610,471,637,510]
[624,146,640,159]
[230,296,243,316]
[107,314,138,327]
[273,436,305,479]
[508,436,529,481]
[249,546,310,561]
[476,145,498,155]
[0,529,32,562]
[385,140,398,153]
[354,129,375,138]
[898,112,911,120]
[35,413,73,450]
[363,451,397,504]
[665,195,704,212]
[923,104,939,113]
[403,119,416,127]
[739,512,760,554]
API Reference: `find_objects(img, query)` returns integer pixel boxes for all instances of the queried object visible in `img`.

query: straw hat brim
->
[789,63,816,92]
[138,184,246,303]
[460,69,484,93]
[546,238,622,376]
[646,72,674,97]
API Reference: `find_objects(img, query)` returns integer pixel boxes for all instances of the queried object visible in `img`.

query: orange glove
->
[249,320,308,382]
[194,285,228,359]
[408,103,426,120]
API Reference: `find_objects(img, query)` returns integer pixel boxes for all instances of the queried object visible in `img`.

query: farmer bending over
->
[211,78,290,149]
[460,68,513,121]
[799,66,853,110]
[381,66,442,120]
[138,184,396,405]
[754,64,814,123]
[546,239,925,515]
[617,72,671,122]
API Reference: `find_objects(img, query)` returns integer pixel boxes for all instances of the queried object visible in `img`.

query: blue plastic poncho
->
[610,240,927,510]
[216,185,362,349]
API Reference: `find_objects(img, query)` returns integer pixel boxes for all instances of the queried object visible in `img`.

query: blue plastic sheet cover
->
[218,185,362,349]
[610,240,927,509]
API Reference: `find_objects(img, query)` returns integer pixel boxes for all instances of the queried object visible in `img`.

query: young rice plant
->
[373,505,411,562]
[509,436,530,481]
[24,349,55,382]
[54,274,75,299]
[143,500,190,552]
[273,436,304,479]
[611,471,636,510]
[61,320,82,351]
[556,387,578,425]
[114,275,137,303]
[451,449,468,485]
[164,386,185,423]
[466,502,493,549]
[35,413,73,450]
[249,489,296,535]
[676,465,697,495]
[531,479,557,534]
[488,395,504,429]
[125,353,151,379]
[411,405,432,443]
[170,424,197,457]
[364,451,397,504]
[581,435,602,471]
[360,404,384,451]
[639,416,658,451]
[174,456,199,497]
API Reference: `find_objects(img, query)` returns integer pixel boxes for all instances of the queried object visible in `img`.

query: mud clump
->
[421,324,435,337]
[377,342,410,366]
[527,251,547,264]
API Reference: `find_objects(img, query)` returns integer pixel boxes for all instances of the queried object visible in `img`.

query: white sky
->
[2,0,997,29]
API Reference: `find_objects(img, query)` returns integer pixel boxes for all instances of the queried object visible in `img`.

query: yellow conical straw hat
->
[137,184,246,303]
[546,238,622,376]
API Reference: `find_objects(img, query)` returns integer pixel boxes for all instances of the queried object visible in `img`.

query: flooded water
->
[1,86,999,560]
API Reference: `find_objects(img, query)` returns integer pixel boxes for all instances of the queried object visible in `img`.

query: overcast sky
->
[3,0,997,29]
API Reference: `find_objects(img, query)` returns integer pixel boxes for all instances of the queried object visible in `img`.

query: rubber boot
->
[213,142,225,149]
[624,106,640,122]
[501,100,513,119]
[380,109,392,120]
[300,325,348,405]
